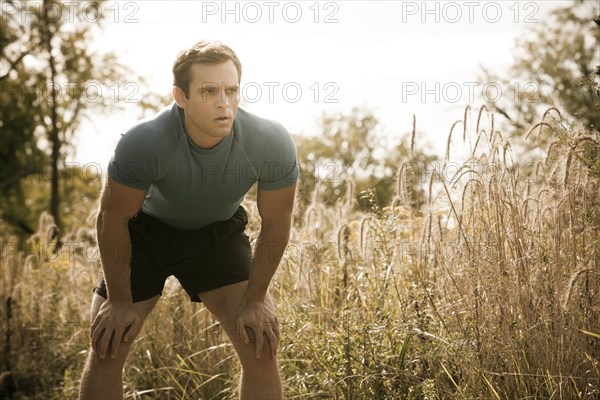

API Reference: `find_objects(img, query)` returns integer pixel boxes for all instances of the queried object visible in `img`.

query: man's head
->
[173,40,242,98]
[172,40,242,149]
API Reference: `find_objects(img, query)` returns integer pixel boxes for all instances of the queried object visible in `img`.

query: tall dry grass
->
[0,108,598,399]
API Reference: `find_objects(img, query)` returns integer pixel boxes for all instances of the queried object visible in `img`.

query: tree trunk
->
[43,0,61,231]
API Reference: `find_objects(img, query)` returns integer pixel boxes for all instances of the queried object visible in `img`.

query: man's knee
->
[232,329,279,371]
[85,340,134,372]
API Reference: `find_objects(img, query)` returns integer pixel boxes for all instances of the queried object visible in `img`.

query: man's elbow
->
[260,215,293,242]
[96,208,135,232]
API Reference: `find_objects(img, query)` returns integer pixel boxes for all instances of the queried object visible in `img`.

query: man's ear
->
[173,86,187,108]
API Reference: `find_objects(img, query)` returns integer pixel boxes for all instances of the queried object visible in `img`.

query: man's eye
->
[202,86,217,94]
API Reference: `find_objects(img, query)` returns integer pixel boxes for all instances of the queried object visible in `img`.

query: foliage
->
[481,1,600,143]
[293,108,436,218]
[0,0,133,236]
[1,112,598,399]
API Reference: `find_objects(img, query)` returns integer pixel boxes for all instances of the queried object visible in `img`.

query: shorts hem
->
[185,275,250,303]
[92,286,163,304]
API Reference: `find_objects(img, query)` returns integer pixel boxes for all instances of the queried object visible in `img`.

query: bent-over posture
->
[79,40,298,400]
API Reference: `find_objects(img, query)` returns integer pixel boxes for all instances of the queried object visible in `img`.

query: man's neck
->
[180,109,223,150]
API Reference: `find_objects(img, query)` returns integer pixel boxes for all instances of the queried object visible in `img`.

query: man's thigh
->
[198,281,279,359]
[197,280,250,326]
[90,293,160,322]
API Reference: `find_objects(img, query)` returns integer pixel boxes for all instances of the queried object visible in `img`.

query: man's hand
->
[236,298,280,359]
[91,299,141,359]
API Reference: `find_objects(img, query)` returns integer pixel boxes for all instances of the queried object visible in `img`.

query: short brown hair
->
[173,40,242,98]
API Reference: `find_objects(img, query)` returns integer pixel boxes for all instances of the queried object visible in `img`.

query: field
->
[1,110,599,399]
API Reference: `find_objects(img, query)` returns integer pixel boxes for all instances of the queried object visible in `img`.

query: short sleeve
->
[257,123,299,191]
[107,131,157,190]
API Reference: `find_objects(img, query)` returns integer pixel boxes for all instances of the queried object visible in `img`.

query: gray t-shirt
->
[107,103,299,229]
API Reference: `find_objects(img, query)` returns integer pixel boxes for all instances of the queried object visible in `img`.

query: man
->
[79,40,298,399]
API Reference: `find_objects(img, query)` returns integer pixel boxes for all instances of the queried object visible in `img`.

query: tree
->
[1,0,135,237]
[293,108,436,216]
[481,1,600,139]
[1,1,48,235]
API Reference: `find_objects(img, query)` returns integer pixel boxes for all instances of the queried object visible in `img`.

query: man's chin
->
[210,126,233,137]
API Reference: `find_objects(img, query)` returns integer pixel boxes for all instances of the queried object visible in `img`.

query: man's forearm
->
[245,223,290,301]
[96,211,133,302]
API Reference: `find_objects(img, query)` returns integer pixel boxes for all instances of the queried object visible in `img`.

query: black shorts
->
[93,206,252,303]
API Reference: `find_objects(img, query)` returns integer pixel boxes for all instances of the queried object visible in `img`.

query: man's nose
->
[217,91,230,107]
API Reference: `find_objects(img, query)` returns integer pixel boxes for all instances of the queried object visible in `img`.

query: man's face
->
[174,60,240,149]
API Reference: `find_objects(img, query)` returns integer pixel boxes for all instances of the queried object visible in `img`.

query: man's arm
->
[91,176,148,358]
[245,183,296,301]
[236,183,296,358]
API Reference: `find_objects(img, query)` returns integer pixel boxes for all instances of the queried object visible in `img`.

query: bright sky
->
[70,0,573,169]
